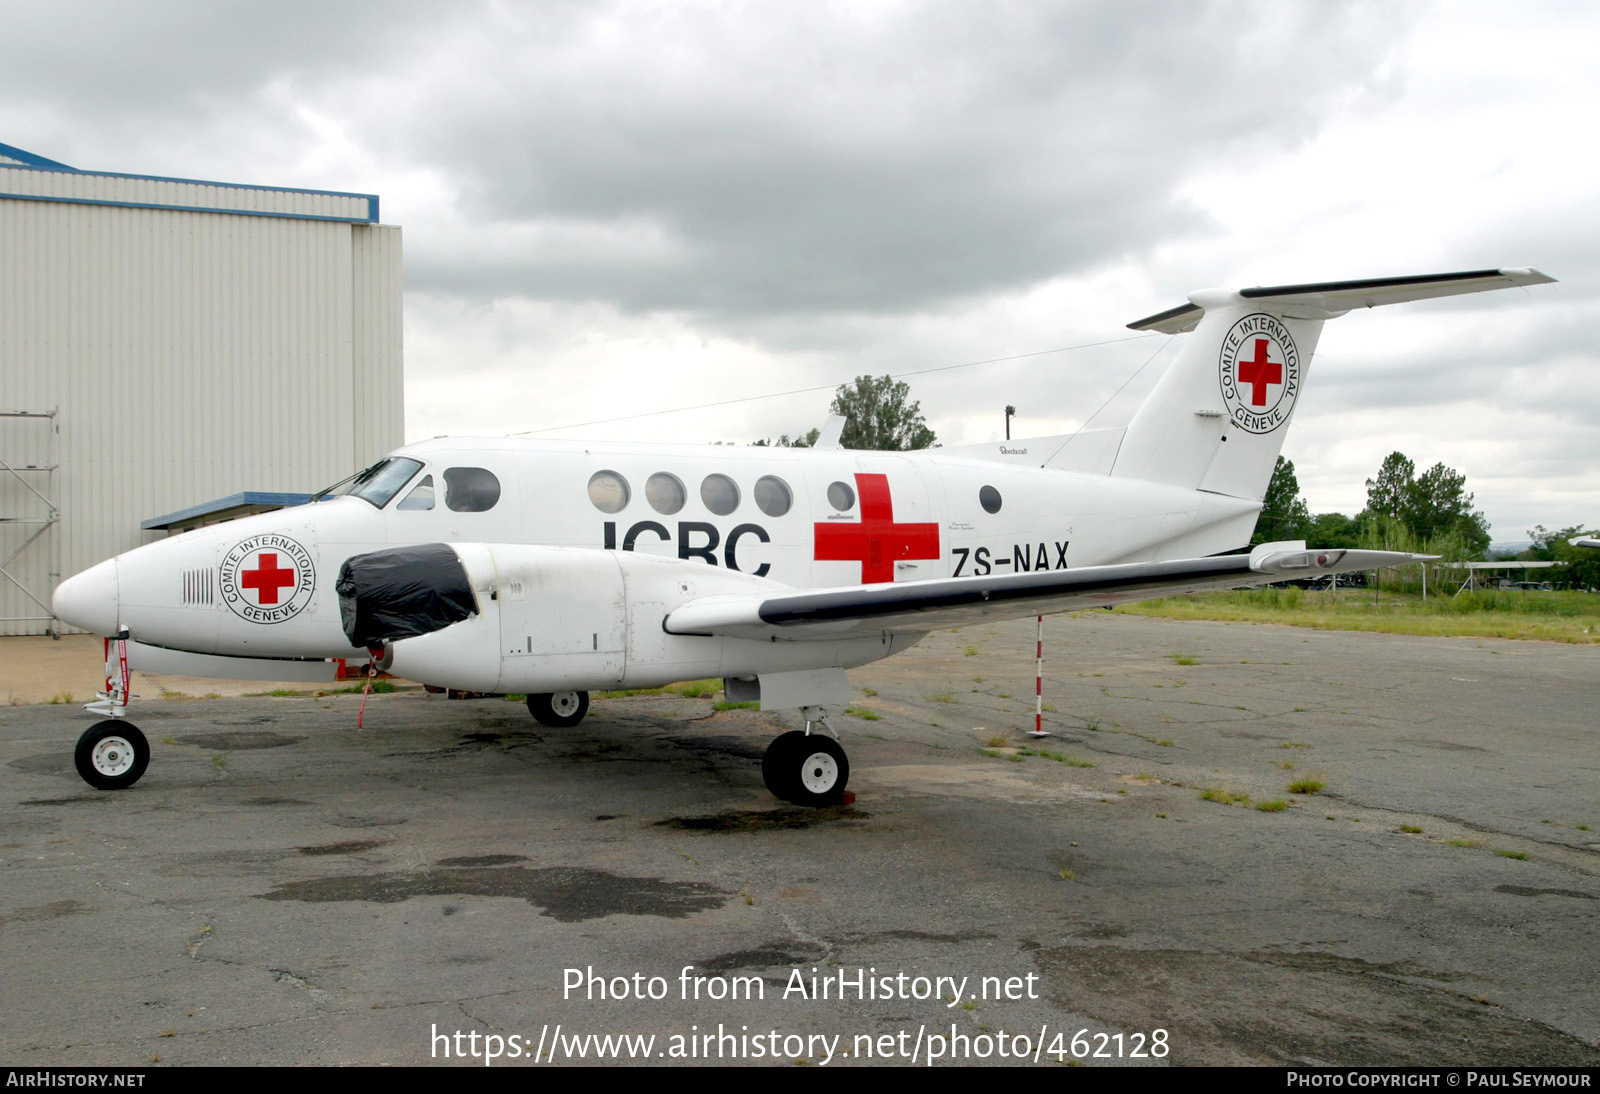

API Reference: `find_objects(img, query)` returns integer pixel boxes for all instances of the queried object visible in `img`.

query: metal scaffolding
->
[1,408,60,635]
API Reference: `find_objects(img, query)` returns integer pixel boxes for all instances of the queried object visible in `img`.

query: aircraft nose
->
[53,557,120,636]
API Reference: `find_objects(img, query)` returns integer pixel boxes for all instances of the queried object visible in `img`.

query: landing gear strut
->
[761,707,849,807]
[75,635,149,790]
[526,690,590,727]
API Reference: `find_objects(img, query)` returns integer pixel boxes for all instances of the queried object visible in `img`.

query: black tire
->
[762,730,849,807]
[526,690,589,727]
[74,719,150,791]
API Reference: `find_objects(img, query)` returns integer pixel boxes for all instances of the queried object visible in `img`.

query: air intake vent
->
[182,568,215,606]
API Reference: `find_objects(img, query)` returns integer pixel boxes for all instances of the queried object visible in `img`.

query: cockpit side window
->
[325,457,424,509]
[444,467,501,513]
[397,475,435,511]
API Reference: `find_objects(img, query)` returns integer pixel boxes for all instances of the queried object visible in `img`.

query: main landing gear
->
[526,690,590,728]
[761,706,850,807]
[74,634,150,790]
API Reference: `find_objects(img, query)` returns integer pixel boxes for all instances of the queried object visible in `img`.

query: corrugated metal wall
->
[0,192,403,635]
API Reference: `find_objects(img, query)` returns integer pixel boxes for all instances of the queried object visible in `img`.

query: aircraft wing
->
[665,543,1428,639]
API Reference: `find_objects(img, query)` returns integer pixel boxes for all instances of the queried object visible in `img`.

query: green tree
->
[1252,456,1312,545]
[830,375,937,451]
[751,428,820,448]
[1308,511,1363,549]
[1361,451,1490,557]
[1526,524,1600,590]
[1364,451,1415,521]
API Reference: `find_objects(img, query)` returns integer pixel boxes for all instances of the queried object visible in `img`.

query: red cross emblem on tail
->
[814,473,940,584]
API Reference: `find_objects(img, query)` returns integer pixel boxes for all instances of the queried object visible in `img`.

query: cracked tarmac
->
[1,613,1597,1066]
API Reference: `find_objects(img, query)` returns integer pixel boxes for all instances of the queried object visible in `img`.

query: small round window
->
[444,467,501,513]
[827,480,856,512]
[700,474,740,516]
[979,485,1002,514]
[587,470,630,514]
[754,475,792,518]
[645,472,686,515]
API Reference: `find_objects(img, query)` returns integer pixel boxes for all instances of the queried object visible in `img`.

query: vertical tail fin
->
[1110,269,1554,502]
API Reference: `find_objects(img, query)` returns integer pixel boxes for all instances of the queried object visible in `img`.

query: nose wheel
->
[762,730,849,807]
[74,719,150,790]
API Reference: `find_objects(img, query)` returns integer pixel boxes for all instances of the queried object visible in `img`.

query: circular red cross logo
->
[1219,313,1300,435]
[219,534,316,624]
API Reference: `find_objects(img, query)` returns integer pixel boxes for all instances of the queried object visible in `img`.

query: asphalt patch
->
[262,865,728,922]
[8,754,73,777]
[666,735,768,760]
[177,731,303,750]
[1035,945,1600,1066]
[436,854,528,867]
[655,805,870,832]
[298,839,390,856]
[1496,884,1596,900]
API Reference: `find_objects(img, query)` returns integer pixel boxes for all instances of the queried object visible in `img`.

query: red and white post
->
[1028,614,1050,738]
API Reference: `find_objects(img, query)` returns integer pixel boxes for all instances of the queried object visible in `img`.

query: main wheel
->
[526,690,589,727]
[74,720,150,791]
[761,730,849,807]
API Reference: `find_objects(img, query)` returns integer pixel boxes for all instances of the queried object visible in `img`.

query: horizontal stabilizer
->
[665,544,1429,639]
[1128,268,1555,334]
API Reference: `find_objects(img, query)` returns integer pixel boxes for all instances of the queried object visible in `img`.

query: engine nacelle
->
[347,543,880,694]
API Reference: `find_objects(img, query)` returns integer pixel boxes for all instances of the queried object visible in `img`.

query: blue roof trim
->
[143,492,313,531]
[0,190,378,224]
[0,142,76,170]
[0,156,379,222]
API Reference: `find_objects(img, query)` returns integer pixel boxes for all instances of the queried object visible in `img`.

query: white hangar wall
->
[0,150,403,635]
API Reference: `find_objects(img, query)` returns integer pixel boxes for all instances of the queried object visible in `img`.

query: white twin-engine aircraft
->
[51,268,1555,805]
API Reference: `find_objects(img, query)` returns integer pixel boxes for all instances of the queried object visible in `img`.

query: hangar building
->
[0,143,403,635]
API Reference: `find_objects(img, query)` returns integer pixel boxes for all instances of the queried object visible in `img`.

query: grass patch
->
[963,645,980,657]
[845,707,882,721]
[48,692,74,705]
[862,687,878,697]
[1200,788,1251,806]
[1118,587,1600,644]
[1279,741,1312,749]
[985,733,1009,748]
[1169,654,1198,666]
[929,692,955,703]
[1083,715,1100,731]
[1031,750,1093,767]
[1255,799,1289,812]
[244,688,311,697]
[712,700,759,711]
[1448,838,1482,848]
[1495,849,1529,860]
[1400,824,1423,834]
[597,678,721,699]
[1288,777,1325,794]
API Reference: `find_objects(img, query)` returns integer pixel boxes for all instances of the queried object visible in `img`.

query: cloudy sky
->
[6,0,1596,542]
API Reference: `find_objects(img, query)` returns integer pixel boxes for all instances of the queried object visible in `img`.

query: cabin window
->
[827,480,855,512]
[444,467,501,513]
[754,475,792,518]
[397,475,435,511]
[979,485,1002,514]
[646,472,686,515]
[587,470,630,513]
[700,473,740,516]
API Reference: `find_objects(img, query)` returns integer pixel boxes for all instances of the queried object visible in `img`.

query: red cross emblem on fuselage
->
[1238,338,1283,407]
[814,473,940,584]
[241,552,297,605]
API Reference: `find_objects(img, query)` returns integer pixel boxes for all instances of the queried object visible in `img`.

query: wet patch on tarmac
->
[20,795,111,805]
[1495,884,1596,900]
[665,735,767,760]
[694,945,823,972]
[176,731,302,750]
[0,900,93,925]
[242,796,314,807]
[655,806,870,832]
[8,754,73,777]
[298,839,390,856]
[1404,738,1493,753]
[262,865,728,922]
[436,854,528,867]
[1036,945,1600,1066]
